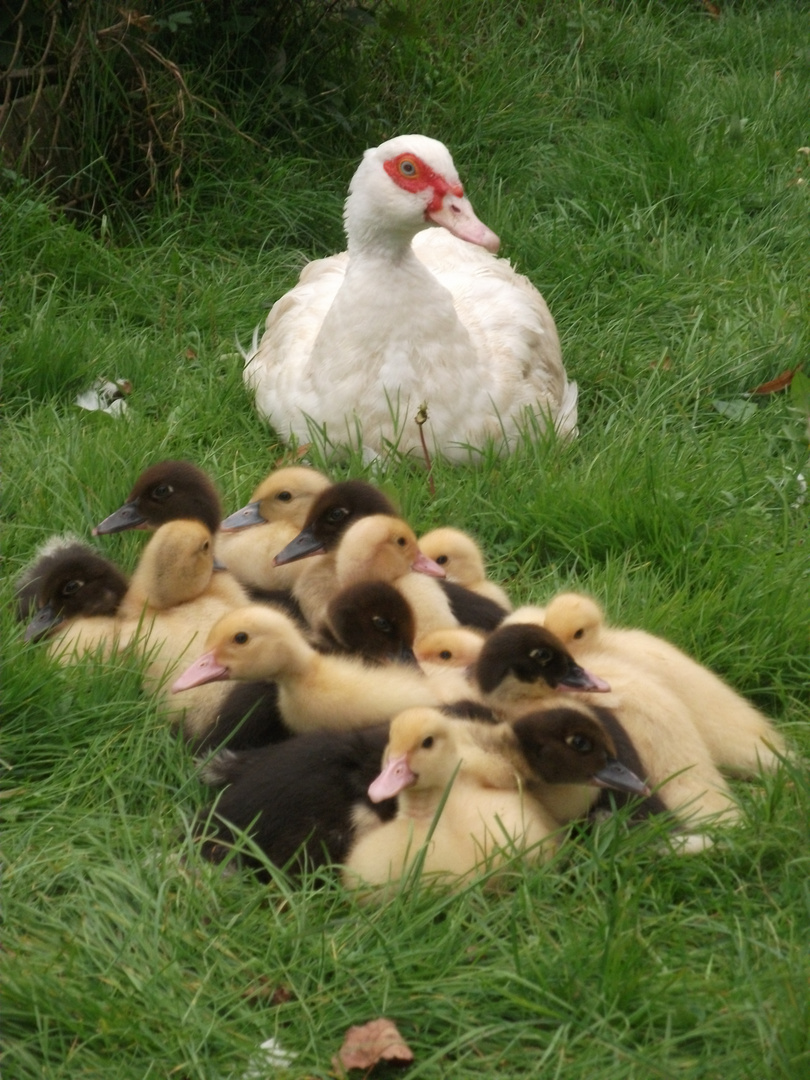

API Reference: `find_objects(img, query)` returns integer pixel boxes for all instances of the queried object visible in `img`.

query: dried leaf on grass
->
[749,364,804,395]
[333,1018,414,1073]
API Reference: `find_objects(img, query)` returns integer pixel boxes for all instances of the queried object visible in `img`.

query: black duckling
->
[273,479,397,565]
[93,459,222,536]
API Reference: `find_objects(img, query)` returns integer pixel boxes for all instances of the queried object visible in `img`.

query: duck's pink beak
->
[411,549,446,578]
[368,754,416,802]
[427,194,500,253]
[172,651,230,693]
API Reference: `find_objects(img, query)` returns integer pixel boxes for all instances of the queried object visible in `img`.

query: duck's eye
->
[233,632,249,645]
[399,157,418,177]
[436,554,449,565]
[151,483,173,501]
[326,506,349,524]
[371,615,393,634]
[276,491,293,502]
[439,650,452,661]
[61,579,83,597]
[396,536,407,547]
[573,628,584,640]
[565,733,593,754]
[421,735,434,749]
[529,647,552,665]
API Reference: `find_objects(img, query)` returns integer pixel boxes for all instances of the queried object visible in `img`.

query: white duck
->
[243,134,577,462]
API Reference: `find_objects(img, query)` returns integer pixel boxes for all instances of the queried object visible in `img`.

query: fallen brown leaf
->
[333,1018,414,1073]
[749,364,804,395]
[701,0,721,18]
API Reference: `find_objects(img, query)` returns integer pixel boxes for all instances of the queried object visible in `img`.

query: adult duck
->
[243,135,577,463]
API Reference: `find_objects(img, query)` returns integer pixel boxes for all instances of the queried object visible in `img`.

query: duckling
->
[93,460,222,536]
[474,622,611,720]
[196,724,394,878]
[117,520,250,734]
[419,526,513,612]
[317,581,419,666]
[511,598,740,834]
[343,707,560,897]
[17,537,129,654]
[332,514,454,639]
[216,465,331,592]
[171,605,440,733]
[471,702,656,826]
[543,593,786,777]
[273,479,397,565]
[413,627,484,703]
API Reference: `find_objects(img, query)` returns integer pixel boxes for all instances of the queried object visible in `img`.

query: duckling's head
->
[418,527,486,587]
[94,460,222,535]
[512,705,650,796]
[543,593,604,649]
[336,515,445,588]
[17,539,129,642]
[220,466,331,531]
[273,480,397,564]
[171,605,307,692]
[327,581,417,665]
[131,519,216,610]
[368,707,460,802]
[475,623,611,699]
[415,627,484,668]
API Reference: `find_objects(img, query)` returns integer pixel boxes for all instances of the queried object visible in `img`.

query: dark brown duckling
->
[474,622,611,720]
[197,724,394,878]
[93,460,222,536]
[317,581,419,667]
[17,538,129,643]
[273,479,397,565]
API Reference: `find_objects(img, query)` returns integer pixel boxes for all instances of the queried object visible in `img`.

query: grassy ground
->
[2,2,809,1077]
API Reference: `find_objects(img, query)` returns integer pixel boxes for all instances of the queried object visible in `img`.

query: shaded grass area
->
[2,2,809,1077]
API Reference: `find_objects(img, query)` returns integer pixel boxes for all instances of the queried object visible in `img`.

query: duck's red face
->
[384,152,464,212]
[383,150,500,253]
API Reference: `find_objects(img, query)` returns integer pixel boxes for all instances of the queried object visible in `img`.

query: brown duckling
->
[17,537,129,654]
[93,460,222,536]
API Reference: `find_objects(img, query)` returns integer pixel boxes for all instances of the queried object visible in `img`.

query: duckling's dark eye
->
[233,632,249,645]
[421,735,434,749]
[573,628,584,640]
[439,650,452,661]
[396,536,407,547]
[61,579,83,597]
[276,490,293,502]
[371,615,393,634]
[326,506,349,524]
[529,647,552,665]
[436,554,449,565]
[201,540,210,552]
[565,733,593,754]
[151,483,173,501]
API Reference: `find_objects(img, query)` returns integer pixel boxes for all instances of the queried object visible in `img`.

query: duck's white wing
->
[243,251,349,441]
[413,230,577,439]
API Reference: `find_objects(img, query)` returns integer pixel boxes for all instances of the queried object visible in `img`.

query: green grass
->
[2,1,809,1077]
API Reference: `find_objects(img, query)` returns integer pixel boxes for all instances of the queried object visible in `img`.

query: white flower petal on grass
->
[243,1036,298,1077]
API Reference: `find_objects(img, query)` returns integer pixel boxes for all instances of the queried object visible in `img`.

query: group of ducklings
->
[17,460,787,899]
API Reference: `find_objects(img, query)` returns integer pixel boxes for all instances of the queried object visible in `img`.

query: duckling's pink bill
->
[368,755,417,802]
[171,652,230,693]
[411,550,446,578]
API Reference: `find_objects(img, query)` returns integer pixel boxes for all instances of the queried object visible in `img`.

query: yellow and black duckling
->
[543,592,787,777]
[217,465,331,592]
[509,599,741,841]
[473,621,611,720]
[17,537,129,653]
[419,525,513,627]
[93,460,222,536]
[191,582,421,754]
[172,604,440,733]
[343,707,560,898]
